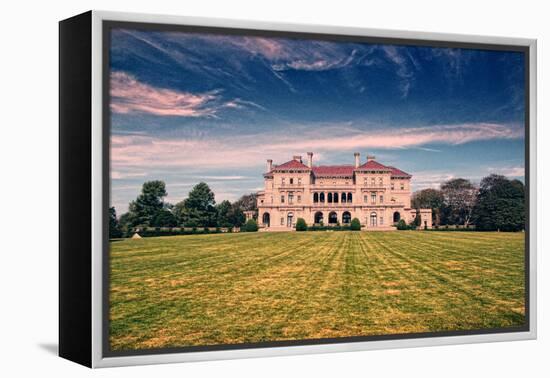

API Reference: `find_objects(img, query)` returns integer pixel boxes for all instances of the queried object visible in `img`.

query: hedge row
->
[306,225,353,231]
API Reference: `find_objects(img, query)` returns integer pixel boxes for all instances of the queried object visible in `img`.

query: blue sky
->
[109,28,525,214]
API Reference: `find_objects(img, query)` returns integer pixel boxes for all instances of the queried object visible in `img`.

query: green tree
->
[350,218,361,231]
[396,219,409,230]
[472,174,525,231]
[242,219,258,232]
[216,200,233,227]
[109,207,122,238]
[227,203,246,227]
[412,188,444,225]
[410,212,421,228]
[174,182,217,227]
[127,181,168,227]
[233,193,257,212]
[118,212,135,236]
[440,178,478,226]
[151,208,177,227]
[295,218,307,231]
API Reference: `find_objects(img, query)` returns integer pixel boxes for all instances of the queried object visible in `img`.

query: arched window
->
[342,211,351,224]
[314,212,324,224]
[286,212,294,227]
[328,192,333,203]
[313,192,319,203]
[320,192,325,203]
[262,213,270,227]
[393,211,401,224]
[370,212,377,227]
[347,192,352,203]
[333,192,339,203]
[328,211,338,224]
[341,193,346,203]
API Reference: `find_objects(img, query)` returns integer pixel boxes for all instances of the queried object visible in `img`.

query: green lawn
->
[109,231,525,351]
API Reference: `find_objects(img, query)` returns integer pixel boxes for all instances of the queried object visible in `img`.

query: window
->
[371,178,375,186]
[260,199,264,204]
[333,192,338,203]
[320,192,325,203]
[297,195,301,203]
[391,183,395,190]
[298,178,302,185]
[328,192,333,203]
[281,195,285,203]
[313,193,319,203]
[364,195,368,203]
[379,177,383,186]
[400,183,405,190]
[282,177,285,186]
[371,192,376,204]
[370,212,377,227]
[341,193,347,203]
[364,178,368,186]
[290,178,294,185]
[380,195,384,204]
[280,217,284,225]
[347,193,353,203]
[288,193,294,204]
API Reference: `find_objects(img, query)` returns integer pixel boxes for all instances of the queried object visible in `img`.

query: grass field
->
[109,231,525,351]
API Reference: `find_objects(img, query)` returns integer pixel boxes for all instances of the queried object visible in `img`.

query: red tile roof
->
[388,166,411,178]
[271,159,310,171]
[312,165,355,176]
[356,160,392,171]
[267,157,411,178]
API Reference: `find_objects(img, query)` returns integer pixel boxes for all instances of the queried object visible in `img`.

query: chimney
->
[307,152,313,168]
[354,152,360,168]
[367,155,376,162]
[267,159,273,172]
[293,155,302,162]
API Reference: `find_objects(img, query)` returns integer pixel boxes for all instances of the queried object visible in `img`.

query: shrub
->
[295,218,307,231]
[242,219,259,232]
[350,218,361,231]
[396,219,409,230]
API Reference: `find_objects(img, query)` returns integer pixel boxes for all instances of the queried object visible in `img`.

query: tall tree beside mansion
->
[257,153,431,231]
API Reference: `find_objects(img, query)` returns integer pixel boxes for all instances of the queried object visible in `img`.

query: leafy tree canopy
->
[472,174,524,231]
[174,182,218,227]
[127,180,168,227]
[109,207,122,238]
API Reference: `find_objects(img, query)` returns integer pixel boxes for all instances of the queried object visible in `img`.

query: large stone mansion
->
[256,152,431,231]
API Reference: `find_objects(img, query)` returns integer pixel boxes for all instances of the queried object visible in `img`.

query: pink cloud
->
[111,122,523,173]
[110,71,220,117]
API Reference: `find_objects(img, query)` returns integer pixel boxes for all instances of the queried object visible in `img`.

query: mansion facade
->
[256,152,431,231]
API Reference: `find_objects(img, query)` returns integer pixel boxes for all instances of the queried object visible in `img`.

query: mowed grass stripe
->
[109,231,526,350]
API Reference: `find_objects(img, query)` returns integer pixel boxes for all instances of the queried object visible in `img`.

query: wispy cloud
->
[111,122,523,173]
[411,171,457,189]
[487,166,525,177]
[111,71,230,117]
[381,45,418,97]
[111,170,148,180]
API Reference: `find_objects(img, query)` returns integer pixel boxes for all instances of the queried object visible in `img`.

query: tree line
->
[412,174,525,231]
[110,181,257,238]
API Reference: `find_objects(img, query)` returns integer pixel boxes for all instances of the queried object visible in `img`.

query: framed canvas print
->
[59,10,537,368]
